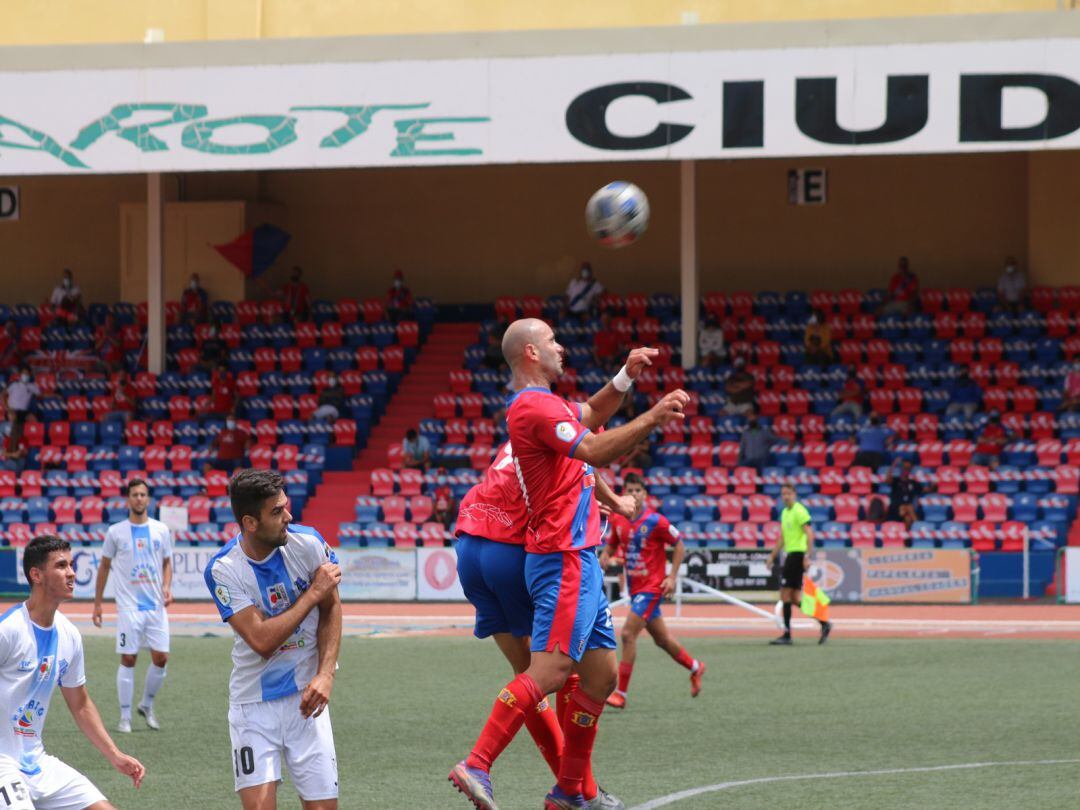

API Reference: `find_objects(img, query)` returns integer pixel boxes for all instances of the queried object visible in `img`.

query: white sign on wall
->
[2,38,1080,174]
[1064,548,1080,604]
[416,547,466,601]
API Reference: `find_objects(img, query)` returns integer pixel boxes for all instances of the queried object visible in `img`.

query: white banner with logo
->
[3,37,1080,174]
[1064,548,1080,604]
[416,547,466,601]
[335,548,417,601]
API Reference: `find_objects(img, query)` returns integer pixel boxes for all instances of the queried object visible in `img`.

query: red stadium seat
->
[732,522,760,547]
[850,522,876,548]
[445,419,468,444]
[77,496,104,524]
[272,395,294,422]
[945,441,974,467]
[409,495,434,524]
[382,496,407,524]
[52,497,76,523]
[914,414,939,442]
[337,299,360,324]
[747,494,774,523]
[393,523,419,548]
[1012,386,1037,413]
[433,394,457,419]
[397,321,420,348]
[880,522,908,548]
[273,445,298,471]
[869,389,895,415]
[168,396,192,422]
[21,422,43,449]
[333,419,356,447]
[48,422,70,448]
[970,521,996,552]
[280,347,302,373]
[718,495,743,523]
[949,338,975,365]
[886,414,911,440]
[236,300,260,326]
[420,523,447,547]
[835,494,860,523]
[882,364,906,390]
[959,311,985,339]
[340,370,364,396]
[946,288,972,313]
[144,445,168,473]
[66,396,90,422]
[17,471,42,498]
[1029,412,1055,440]
[237,371,260,398]
[297,394,318,421]
[952,493,979,522]
[382,346,405,373]
[1053,465,1079,495]
[249,444,273,470]
[0,471,14,499]
[803,442,828,468]
[386,443,403,470]
[255,420,278,445]
[63,446,87,473]
[933,312,958,340]
[460,394,484,419]
[920,289,945,314]
[187,496,211,524]
[362,299,385,324]
[896,387,922,415]
[819,467,845,496]
[398,469,423,497]
[980,493,1009,522]
[964,465,991,495]
[370,468,395,497]
[732,467,759,496]
[704,468,729,496]
[829,441,856,468]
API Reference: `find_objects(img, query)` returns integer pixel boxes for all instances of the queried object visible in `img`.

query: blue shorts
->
[630,592,664,623]
[456,534,533,639]
[525,548,617,662]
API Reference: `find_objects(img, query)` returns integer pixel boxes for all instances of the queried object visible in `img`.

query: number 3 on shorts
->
[119,632,126,648]
[234,746,255,777]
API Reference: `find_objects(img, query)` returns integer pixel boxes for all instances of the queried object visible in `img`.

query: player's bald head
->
[501,318,549,369]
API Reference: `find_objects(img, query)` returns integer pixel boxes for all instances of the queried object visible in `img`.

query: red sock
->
[466,674,542,772]
[557,689,605,796]
[673,646,696,671]
[522,696,563,778]
[556,674,579,727]
[617,661,633,694]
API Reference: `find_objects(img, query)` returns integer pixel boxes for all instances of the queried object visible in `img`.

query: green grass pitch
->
[42,634,1079,809]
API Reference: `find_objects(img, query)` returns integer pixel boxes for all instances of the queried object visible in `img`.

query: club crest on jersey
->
[555,421,577,442]
[37,656,53,680]
[214,584,231,606]
[294,576,309,594]
[266,583,290,610]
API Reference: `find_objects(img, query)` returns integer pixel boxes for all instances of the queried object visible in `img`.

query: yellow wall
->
[1027,151,1080,286]
[0,151,1063,308]
[0,0,1058,45]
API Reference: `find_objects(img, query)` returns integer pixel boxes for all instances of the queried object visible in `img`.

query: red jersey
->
[607,508,680,595]
[506,387,600,554]
[455,442,527,545]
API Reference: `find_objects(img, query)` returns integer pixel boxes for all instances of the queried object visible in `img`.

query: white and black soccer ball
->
[585,181,650,248]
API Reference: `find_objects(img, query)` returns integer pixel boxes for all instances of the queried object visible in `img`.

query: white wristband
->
[612,365,633,393]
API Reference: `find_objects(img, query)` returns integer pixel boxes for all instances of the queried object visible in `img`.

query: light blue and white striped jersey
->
[204,525,338,705]
[0,605,85,775]
[102,519,173,612]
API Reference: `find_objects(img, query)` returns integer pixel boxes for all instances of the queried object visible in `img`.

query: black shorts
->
[781,552,805,590]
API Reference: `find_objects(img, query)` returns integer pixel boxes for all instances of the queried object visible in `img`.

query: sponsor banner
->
[2,37,1080,174]
[336,548,416,601]
[1064,548,1080,604]
[416,547,466,601]
[681,548,778,592]
[812,548,972,603]
[0,550,26,596]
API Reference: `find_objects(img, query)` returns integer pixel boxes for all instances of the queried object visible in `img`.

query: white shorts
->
[116,608,170,655]
[0,754,105,810]
[227,692,338,800]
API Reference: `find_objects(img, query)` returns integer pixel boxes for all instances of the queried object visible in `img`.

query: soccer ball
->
[585,181,649,248]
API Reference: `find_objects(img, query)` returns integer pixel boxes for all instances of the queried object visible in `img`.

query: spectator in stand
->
[282,266,312,323]
[722,357,756,415]
[804,333,832,367]
[566,261,603,316]
[592,311,622,372]
[402,428,431,470]
[886,459,924,530]
[0,424,27,473]
[482,329,506,372]
[804,310,832,357]
[698,315,726,367]
[48,268,83,325]
[209,415,251,473]
[972,411,1011,468]
[880,256,919,316]
[853,413,893,470]
[433,490,457,532]
[831,368,865,420]
[945,369,982,420]
[996,256,1027,315]
[180,273,209,325]
[3,366,38,440]
[1062,361,1080,413]
[313,374,345,422]
[105,370,138,423]
[199,323,227,370]
[94,313,124,372]
[739,412,779,473]
[386,269,415,322]
[0,320,19,370]
[209,362,236,419]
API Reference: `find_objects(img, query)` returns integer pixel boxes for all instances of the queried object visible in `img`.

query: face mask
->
[190,280,198,290]
[436,475,446,485]
[808,315,818,325]
[327,377,337,386]
[1006,265,1017,274]
[20,373,29,382]
[226,420,236,430]
[394,279,403,288]
[63,279,71,289]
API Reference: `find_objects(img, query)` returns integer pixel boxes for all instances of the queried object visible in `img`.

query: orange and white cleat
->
[690,662,706,698]
[605,691,626,710]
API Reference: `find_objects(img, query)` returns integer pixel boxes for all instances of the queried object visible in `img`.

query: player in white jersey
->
[0,534,145,810]
[205,469,343,809]
[92,478,173,734]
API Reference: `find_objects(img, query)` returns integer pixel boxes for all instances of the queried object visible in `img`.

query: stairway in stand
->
[300,322,480,542]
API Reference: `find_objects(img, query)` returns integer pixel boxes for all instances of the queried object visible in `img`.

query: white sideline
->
[627,759,1080,809]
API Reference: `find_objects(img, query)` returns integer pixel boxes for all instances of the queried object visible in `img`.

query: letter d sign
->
[0,187,19,221]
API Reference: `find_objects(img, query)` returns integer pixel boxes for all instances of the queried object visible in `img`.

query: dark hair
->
[405,429,417,441]
[623,472,645,489]
[124,478,150,497]
[23,534,70,582]
[229,469,284,524]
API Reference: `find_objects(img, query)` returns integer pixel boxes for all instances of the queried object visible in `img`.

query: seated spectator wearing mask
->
[880,256,919,316]
[181,273,209,325]
[210,416,251,473]
[566,261,603,316]
[283,266,312,322]
[831,368,865,420]
[997,256,1027,315]
[886,460,925,529]
[972,412,1011,468]
[4,366,38,439]
[804,310,832,356]
[386,270,415,322]
[402,428,431,470]
[313,374,345,422]
[722,358,756,415]
[738,413,779,473]
[854,414,893,470]
[945,370,982,421]
[48,268,83,324]
[698,316,725,367]
[0,425,28,472]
